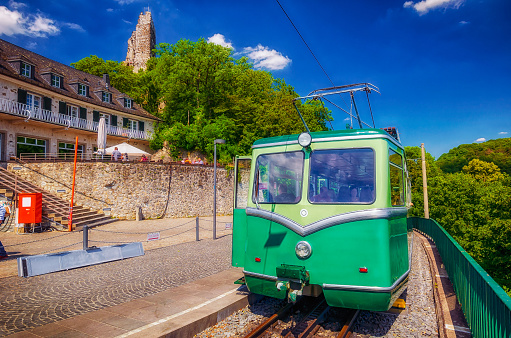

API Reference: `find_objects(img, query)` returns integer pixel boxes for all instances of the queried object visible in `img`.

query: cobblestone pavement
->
[0,217,233,337]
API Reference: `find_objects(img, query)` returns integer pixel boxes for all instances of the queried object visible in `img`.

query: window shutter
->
[138,121,144,131]
[111,115,118,126]
[85,86,89,97]
[30,65,35,79]
[123,117,129,128]
[59,101,67,115]
[43,97,52,111]
[18,89,27,104]
[93,110,100,122]
[79,107,87,120]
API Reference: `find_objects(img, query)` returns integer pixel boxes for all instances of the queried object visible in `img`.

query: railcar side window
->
[389,149,404,206]
[309,148,375,204]
[253,152,304,204]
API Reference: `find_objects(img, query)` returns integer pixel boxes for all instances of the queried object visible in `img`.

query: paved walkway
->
[0,216,233,279]
[0,216,234,336]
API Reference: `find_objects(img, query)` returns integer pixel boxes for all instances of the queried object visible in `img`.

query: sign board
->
[22,197,32,207]
[225,223,232,229]
[147,232,160,241]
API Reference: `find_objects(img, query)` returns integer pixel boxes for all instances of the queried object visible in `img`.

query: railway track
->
[243,296,359,338]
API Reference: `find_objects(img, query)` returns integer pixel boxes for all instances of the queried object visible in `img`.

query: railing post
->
[83,225,88,250]
[196,216,199,241]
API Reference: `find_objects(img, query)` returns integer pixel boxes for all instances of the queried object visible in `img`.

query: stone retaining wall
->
[7,162,234,220]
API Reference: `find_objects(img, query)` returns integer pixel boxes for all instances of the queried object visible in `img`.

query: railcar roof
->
[252,128,401,149]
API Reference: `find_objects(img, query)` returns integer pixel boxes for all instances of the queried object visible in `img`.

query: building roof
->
[0,38,159,121]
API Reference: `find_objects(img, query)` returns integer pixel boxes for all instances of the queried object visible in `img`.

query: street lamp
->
[213,138,226,240]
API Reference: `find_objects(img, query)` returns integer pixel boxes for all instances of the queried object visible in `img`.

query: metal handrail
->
[18,152,151,162]
[0,97,152,140]
[409,217,511,338]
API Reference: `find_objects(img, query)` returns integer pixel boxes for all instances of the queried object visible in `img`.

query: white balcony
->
[0,97,152,140]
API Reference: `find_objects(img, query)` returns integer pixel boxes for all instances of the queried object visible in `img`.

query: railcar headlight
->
[295,241,312,259]
[298,132,312,148]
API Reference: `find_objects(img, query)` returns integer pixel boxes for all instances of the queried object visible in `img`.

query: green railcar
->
[232,86,412,311]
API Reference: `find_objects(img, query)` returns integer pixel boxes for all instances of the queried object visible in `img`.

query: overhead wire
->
[275,0,353,125]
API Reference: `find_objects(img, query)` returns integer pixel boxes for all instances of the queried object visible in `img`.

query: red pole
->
[69,136,78,231]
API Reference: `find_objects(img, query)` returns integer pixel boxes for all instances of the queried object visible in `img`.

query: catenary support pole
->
[213,139,225,240]
[213,143,217,240]
[421,143,430,219]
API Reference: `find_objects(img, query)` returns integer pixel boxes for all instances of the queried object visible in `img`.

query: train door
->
[232,156,251,267]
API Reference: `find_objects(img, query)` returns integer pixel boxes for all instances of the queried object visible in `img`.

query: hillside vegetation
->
[437,138,511,175]
[407,140,511,296]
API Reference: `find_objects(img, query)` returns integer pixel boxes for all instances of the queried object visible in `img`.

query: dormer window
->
[102,91,111,103]
[78,83,88,96]
[51,74,62,88]
[124,98,132,109]
[21,62,32,78]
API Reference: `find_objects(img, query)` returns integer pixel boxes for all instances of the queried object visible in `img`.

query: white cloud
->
[28,15,59,37]
[26,41,37,49]
[498,131,508,135]
[63,22,85,33]
[403,0,464,15]
[242,44,291,70]
[114,0,141,4]
[8,0,26,10]
[208,33,233,49]
[0,5,26,36]
[474,137,486,143]
[106,8,114,12]
[459,20,469,25]
[0,3,60,37]
[122,19,132,24]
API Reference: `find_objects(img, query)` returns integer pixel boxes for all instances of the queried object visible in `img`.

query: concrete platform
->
[7,267,258,338]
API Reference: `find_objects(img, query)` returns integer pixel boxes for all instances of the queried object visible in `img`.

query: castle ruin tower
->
[125,10,156,72]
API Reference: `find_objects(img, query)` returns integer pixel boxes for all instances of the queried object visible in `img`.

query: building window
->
[17,136,46,157]
[26,93,41,111]
[67,105,78,117]
[124,99,132,109]
[51,74,61,88]
[100,113,110,125]
[21,62,32,78]
[127,119,138,130]
[102,91,111,103]
[78,83,88,96]
[58,142,83,154]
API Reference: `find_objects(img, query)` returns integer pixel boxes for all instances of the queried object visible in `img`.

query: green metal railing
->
[409,217,511,338]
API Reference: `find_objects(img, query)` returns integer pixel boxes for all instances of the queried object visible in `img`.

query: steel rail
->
[243,302,295,338]
[337,309,359,338]
[283,298,329,338]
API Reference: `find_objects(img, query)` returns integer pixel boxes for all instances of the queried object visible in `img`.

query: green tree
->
[462,158,506,182]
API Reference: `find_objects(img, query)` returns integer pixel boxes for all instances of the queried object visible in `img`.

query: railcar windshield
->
[253,151,304,204]
[309,148,375,204]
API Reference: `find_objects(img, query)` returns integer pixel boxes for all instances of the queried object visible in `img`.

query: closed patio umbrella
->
[97,116,107,158]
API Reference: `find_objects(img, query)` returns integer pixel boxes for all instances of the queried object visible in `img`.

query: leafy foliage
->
[436,138,511,175]
[411,148,511,295]
[73,39,331,163]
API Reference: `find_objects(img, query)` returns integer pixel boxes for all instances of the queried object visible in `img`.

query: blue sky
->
[1,0,510,158]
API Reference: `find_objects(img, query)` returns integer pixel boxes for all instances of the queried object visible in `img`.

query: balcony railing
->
[0,97,152,140]
[19,152,152,162]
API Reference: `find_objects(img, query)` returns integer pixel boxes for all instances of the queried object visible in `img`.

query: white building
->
[0,38,159,161]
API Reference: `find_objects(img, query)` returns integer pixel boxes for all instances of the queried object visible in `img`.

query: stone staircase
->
[0,166,116,230]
